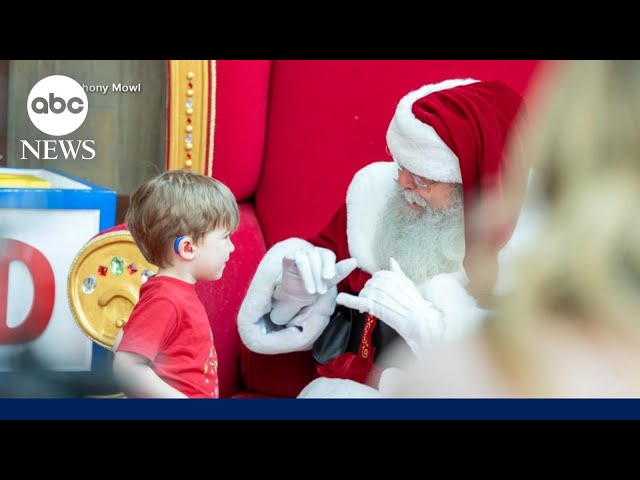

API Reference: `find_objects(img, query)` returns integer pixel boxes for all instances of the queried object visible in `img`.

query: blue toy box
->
[0,167,116,395]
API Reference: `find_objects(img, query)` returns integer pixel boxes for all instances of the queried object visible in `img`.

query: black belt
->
[312,304,410,366]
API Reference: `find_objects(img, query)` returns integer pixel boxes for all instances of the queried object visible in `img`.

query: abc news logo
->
[21,75,95,160]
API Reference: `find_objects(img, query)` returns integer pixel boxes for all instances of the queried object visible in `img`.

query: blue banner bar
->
[2,399,640,420]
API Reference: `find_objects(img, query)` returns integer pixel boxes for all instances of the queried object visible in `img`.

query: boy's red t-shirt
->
[117,275,219,398]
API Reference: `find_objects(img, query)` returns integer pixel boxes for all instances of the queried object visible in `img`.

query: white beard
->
[373,185,465,284]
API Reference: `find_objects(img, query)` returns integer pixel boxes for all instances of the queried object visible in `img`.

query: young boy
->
[113,169,239,398]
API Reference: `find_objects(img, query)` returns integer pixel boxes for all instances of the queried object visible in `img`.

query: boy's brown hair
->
[125,169,239,268]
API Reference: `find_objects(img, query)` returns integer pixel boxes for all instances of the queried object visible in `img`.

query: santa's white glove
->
[336,257,444,357]
[271,247,357,325]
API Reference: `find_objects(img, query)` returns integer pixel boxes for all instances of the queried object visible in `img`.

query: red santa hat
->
[386,78,529,298]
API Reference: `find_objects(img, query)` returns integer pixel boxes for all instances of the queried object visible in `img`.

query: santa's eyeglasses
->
[397,164,439,189]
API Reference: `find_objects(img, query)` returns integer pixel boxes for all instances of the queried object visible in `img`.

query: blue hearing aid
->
[173,236,186,254]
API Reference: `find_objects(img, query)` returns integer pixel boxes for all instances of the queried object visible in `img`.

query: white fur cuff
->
[237,238,337,355]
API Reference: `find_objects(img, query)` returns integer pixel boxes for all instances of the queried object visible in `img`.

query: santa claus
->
[237,78,529,397]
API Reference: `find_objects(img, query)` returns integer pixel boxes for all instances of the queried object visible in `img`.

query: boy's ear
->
[176,236,195,259]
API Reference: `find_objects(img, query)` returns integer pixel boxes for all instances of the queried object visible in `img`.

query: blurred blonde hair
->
[485,60,640,394]
[125,169,239,268]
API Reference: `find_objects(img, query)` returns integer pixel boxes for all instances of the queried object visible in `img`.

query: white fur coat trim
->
[345,161,397,276]
[237,237,337,354]
[297,377,382,398]
[386,78,479,184]
[422,273,488,342]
